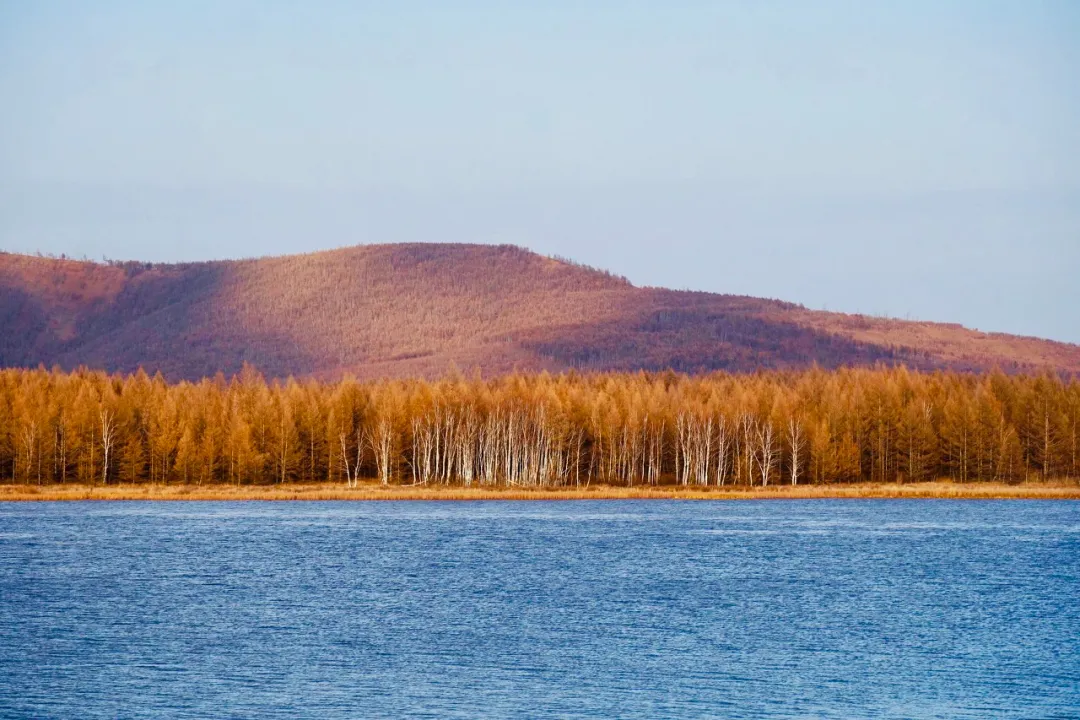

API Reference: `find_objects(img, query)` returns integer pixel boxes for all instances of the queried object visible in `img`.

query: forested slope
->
[2,244,1078,379]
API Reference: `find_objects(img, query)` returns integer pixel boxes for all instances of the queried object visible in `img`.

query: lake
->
[1,500,1077,719]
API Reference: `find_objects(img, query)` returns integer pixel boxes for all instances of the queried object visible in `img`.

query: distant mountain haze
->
[1,244,1078,380]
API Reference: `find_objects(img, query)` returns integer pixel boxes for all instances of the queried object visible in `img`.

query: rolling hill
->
[2,244,1077,379]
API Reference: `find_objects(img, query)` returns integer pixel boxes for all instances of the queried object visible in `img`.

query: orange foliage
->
[1,365,1078,487]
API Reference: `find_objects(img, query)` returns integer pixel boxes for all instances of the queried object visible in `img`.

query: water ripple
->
[0,499,1077,718]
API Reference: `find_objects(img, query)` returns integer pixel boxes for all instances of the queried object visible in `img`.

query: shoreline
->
[1,481,1078,502]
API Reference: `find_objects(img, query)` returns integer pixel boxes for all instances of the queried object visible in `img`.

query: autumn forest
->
[2,365,1077,488]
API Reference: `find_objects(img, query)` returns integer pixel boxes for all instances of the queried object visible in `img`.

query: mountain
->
[2,244,1077,379]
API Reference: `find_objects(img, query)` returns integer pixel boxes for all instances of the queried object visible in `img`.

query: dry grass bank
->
[1,481,1078,502]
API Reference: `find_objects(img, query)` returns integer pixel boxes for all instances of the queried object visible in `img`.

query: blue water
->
[1,501,1077,719]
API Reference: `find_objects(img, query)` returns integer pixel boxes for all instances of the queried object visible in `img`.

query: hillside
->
[2,244,1078,379]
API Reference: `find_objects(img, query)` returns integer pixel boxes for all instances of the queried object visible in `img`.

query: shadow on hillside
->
[49,262,326,380]
[0,285,52,367]
[516,291,943,374]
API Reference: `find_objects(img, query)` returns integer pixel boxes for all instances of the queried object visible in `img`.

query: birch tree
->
[756,420,776,487]
[100,409,116,485]
[788,418,804,486]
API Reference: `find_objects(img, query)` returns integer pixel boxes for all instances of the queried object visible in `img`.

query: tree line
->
[1,365,1077,487]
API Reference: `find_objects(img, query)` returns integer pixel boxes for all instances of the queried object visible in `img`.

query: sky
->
[1,1,1078,342]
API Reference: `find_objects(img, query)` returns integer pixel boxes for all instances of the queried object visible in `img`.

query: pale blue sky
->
[1,1,1078,341]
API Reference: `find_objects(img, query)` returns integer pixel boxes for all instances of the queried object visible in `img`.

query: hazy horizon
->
[2,2,1078,343]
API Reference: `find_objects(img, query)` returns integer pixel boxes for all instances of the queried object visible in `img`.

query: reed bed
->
[1,481,1077,502]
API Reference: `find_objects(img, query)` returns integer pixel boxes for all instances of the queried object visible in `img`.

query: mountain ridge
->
[2,243,1077,379]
